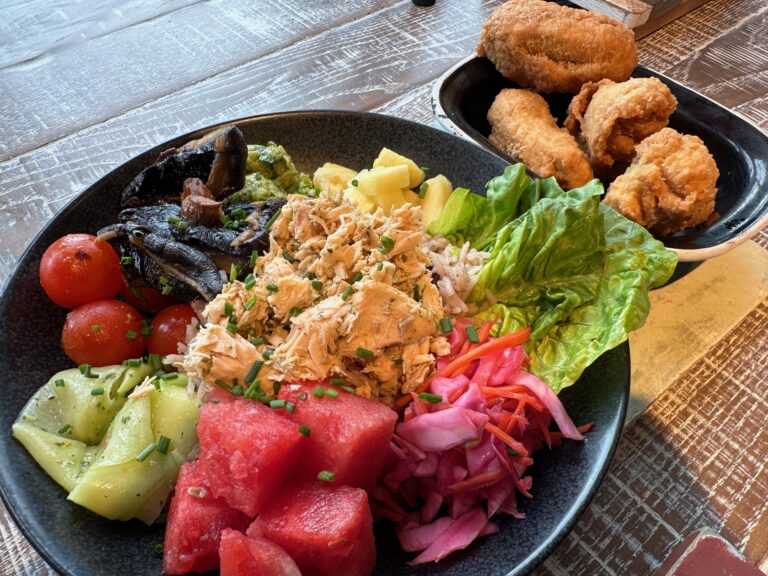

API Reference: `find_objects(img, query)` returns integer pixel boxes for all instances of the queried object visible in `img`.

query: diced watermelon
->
[163,460,250,575]
[197,396,307,516]
[252,480,376,576]
[219,529,301,576]
[279,383,397,491]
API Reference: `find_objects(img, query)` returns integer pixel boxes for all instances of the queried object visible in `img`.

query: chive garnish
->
[290,306,302,317]
[306,271,316,280]
[244,274,256,289]
[413,285,421,301]
[245,296,257,311]
[420,166,429,173]
[265,206,282,231]
[298,425,311,437]
[231,384,244,397]
[226,322,238,334]
[148,354,163,372]
[376,262,383,271]
[326,388,339,399]
[394,358,404,366]
[123,359,142,367]
[466,325,480,343]
[136,442,157,462]
[154,543,164,556]
[283,252,295,263]
[311,280,324,291]
[224,302,234,317]
[285,402,296,414]
[54,379,65,387]
[418,392,443,403]
[157,372,178,380]
[245,379,261,399]
[439,317,453,333]
[250,250,259,268]
[272,381,282,396]
[157,436,171,455]
[229,264,239,283]
[355,347,374,360]
[379,236,395,253]
[91,324,101,333]
[57,424,71,435]
[507,447,521,457]
[330,378,346,387]
[317,470,336,483]
[251,336,266,346]
[125,329,138,340]
[351,179,358,187]
[90,387,104,396]
[418,182,429,198]
[341,286,353,301]
[262,349,274,360]
[342,385,356,393]
[245,361,264,384]
[120,256,134,266]
[161,285,173,296]
[270,399,286,409]
[266,284,278,292]
[313,386,325,398]
[141,320,152,337]
[351,271,363,283]
[79,364,98,379]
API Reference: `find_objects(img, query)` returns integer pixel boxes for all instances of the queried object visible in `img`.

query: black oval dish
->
[433,56,768,263]
[0,111,629,576]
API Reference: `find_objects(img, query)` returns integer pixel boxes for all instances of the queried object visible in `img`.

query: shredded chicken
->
[181,192,449,405]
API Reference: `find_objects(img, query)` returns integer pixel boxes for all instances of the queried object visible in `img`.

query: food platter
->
[0,111,629,576]
[432,55,768,262]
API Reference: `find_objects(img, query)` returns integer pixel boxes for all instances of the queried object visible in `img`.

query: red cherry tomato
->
[61,300,146,366]
[119,283,178,313]
[147,304,198,356]
[39,234,123,309]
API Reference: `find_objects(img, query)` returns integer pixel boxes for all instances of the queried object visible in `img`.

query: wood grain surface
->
[1,0,767,574]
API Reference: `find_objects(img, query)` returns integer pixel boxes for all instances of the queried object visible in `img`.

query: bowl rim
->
[431,54,768,263]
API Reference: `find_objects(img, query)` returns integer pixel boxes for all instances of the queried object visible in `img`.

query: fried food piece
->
[488,88,593,189]
[603,128,719,236]
[565,77,678,178]
[477,0,637,94]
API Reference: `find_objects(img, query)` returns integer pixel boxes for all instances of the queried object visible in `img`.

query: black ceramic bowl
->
[0,111,629,576]
[432,56,768,262]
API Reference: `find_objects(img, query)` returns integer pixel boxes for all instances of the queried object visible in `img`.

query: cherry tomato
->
[61,300,146,366]
[39,234,123,309]
[147,304,198,356]
[119,283,178,313]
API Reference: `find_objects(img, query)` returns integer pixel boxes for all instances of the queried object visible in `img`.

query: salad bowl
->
[0,111,629,576]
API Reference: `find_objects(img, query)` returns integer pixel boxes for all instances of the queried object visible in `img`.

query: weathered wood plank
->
[0,0,201,68]
[0,0,401,162]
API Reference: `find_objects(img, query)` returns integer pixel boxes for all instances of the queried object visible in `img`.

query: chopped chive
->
[466,325,480,343]
[251,336,266,346]
[283,252,295,263]
[157,435,171,455]
[376,262,383,271]
[418,182,429,198]
[298,391,309,401]
[136,442,157,462]
[285,401,296,414]
[418,392,443,403]
[420,166,429,173]
[270,399,286,409]
[298,425,311,437]
[245,296,257,311]
[266,284,278,292]
[157,372,178,380]
[507,447,521,457]
[161,285,173,296]
[265,207,282,231]
[123,359,142,367]
[57,424,71,435]
[125,329,138,340]
[355,347,374,360]
[394,358,404,366]
[290,306,303,317]
[439,317,453,333]
[245,361,264,384]
[90,387,104,396]
[351,271,363,283]
[413,285,421,301]
[141,320,152,337]
[341,286,353,301]
[229,264,239,283]
[226,322,238,334]
[342,385,356,393]
[120,256,134,266]
[244,274,256,289]
[54,379,65,387]
[154,543,164,556]
[379,236,395,253]
[311,280,324,291]
[326,388,339,399]
[212,398,221,404]
[306,271,316,280]
[79,364,98,378]
[91,324,101,333]
[250,250,259,268]
[317,470,336,483]
[231,384,244,397]
[313,386,325,398]
[224,302,234,317]
[262,349,274,360]
[245,379,261,399]
[350,179,358,187]
[148,354,163,372]
[330,378,346,387]
[272,381,282,396]
[130,286,141,298]
[158,276,169,286]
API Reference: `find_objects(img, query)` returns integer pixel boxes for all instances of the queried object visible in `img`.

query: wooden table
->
[1,1,766,574]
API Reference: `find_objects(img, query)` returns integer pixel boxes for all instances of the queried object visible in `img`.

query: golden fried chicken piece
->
[603,128,719,236]
[488,88,594,189]
[477,0,637,94]
[565,77,678,178]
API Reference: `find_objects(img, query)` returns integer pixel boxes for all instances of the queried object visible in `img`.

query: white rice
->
[426,237,489,316]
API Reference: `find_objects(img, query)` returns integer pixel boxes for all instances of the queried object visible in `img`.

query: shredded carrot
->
[441,328,531,379]
[447,468,506,494]
[476,320,495,344]
[483,385,529,399]
[410,394,428,417]
[498,411,513,432]
[447,380,469,404]
[485,422,529,458]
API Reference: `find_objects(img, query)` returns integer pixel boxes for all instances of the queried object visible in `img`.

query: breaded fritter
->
[603,128,719,236]
[565,77,678,178]
[477,0,637,94]
[488,88,594,189]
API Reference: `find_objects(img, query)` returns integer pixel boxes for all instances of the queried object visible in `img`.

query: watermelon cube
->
[252,480,376,576]
[163,460,250,575]
[279,383,397,491]
[219,529,301,576]
[197,396,307,516]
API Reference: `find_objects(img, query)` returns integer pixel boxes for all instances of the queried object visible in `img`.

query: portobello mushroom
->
[121,125,248,207]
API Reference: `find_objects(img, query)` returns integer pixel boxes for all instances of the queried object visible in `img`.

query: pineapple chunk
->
[350,166,410,215]
[344,186,378,213]
[373,148,425,188]
[313,163,358,195]
[421,175,453,228]
[403,189,421,206]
